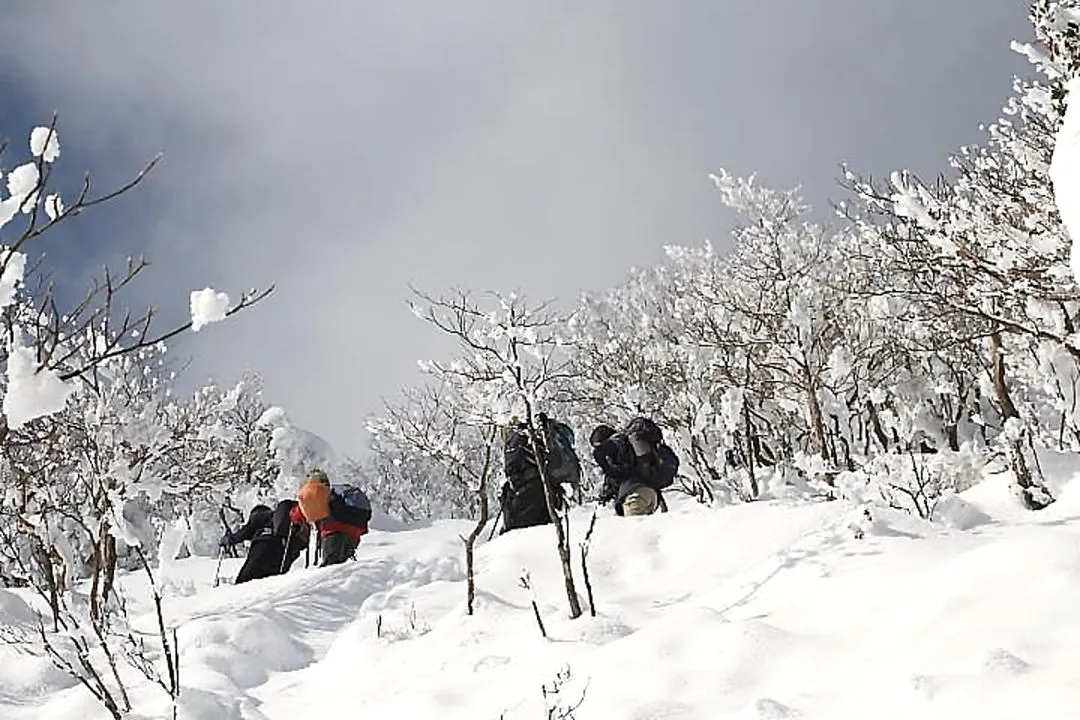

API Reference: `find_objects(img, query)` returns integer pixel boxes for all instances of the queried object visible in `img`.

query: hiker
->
[498,414,581,535]
[592,417,679,517]
[219,501,309,584]
[272,498,311,571]
[289,468,372,566]
[539,412,584,502]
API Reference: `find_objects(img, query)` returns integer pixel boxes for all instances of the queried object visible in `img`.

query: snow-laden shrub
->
[835,445,986,519]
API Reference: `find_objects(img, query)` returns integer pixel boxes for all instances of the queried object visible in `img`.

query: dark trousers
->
[499,478,563,535]
[235,539,284,584]
[280,525,308,573]
[320,532,358,566]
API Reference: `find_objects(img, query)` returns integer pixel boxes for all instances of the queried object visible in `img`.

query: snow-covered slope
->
[4,463,1080,719]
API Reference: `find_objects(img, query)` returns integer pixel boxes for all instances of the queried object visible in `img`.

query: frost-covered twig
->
[35,615,126,719]
[132,546,181,715]
[518,570,547,639]
[579,507,598,617]
[541,665,589,719]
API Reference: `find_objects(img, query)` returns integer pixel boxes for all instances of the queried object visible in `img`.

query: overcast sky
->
[0,2,1032,457]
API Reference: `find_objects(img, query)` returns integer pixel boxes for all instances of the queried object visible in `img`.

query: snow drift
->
[3,463,1080,719]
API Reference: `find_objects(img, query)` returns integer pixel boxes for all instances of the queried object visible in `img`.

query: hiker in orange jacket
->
[289,468,368,566]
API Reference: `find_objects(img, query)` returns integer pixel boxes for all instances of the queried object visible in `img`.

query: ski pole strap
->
[280,525,293,574]
[219,508,239,558]
[487,506,503,541]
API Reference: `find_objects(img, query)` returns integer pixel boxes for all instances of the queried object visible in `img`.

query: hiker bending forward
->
[290,468,370,566]
[220,501,308,583]
[591,419,679,516]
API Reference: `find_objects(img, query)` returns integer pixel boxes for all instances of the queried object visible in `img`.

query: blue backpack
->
[544,418,582,487]
[329,483,373,529]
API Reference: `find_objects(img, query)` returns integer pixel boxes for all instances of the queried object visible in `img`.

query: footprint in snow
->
[753,697,800,719]
[629,699,694,719]
[472,655,510,672]
[982,647,1031,675]
[910,674,939,699]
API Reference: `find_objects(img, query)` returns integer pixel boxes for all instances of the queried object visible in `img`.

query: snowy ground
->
[3,458,1080,719]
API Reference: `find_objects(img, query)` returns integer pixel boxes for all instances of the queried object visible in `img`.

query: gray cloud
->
[0,1,1031,455]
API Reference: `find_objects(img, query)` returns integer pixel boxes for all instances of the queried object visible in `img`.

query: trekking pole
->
[212,546,225,588]
[280,525,293,574]
[219,507,239,559]
[487,506,503,541]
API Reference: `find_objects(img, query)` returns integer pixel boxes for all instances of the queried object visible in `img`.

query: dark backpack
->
[640,443,679,490]
[625,417,663,456]
[542,418,582,488]
[271,499,309,544]
[329,483,373,529]
[504,425,537,484]
[623,417,679,491]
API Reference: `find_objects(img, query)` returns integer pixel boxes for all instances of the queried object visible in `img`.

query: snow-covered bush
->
[0,121,271,719]
[835,445,987,519]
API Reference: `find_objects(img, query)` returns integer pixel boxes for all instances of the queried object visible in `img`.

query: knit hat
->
[590,424,617,446]
[307,467,330,485]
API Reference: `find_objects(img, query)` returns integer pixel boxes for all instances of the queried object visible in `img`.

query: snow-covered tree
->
[257,404,337,498]
[368,380,499,614]
[409,287,585,619]
[154,373,277,553]
[0,120,270,718]
[367,382,497,521]
[838,3,1080,509]
[361,426,455,522]
[357,2,1080,531]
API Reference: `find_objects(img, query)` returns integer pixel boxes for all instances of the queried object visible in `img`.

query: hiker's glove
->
[218,533,232,548]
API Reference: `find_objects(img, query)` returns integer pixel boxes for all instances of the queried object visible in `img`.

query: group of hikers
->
[218,413,678,585]
[217,468,373,585]
[498,413,680,534]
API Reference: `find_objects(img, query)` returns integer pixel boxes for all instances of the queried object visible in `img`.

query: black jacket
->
[504,426,539,484]
[501,426,565,533]
[595,436,679,515]
[228,505,276,545]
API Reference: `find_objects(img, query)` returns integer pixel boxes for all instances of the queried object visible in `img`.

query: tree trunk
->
[941,391,962,452]
[462,473,490,616]
[89,517,118,624]
[833,415,854,471]
[463,537,476,615]
[866,399,890,451]
[989,331,1020,420]
[89,542,103,624]
[32,539,61,632]
[944,420,960,452]
[101,533,117,607]
[988,331,1054,509]
[803,374,829,463]
[802,369,832,485]
[525,410,582,620]
[686,437,718,504]
[466,424,498,615]
[743,404,759,499]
